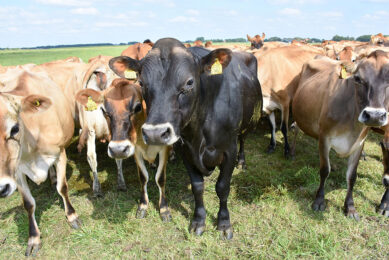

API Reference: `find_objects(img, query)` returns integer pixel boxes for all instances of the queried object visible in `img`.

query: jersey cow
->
[0,68,80,256]
[109,38,262,239]
[75,79,172,221]
[292,51,389,220]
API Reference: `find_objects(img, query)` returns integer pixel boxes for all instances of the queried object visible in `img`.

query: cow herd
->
[0,33,389,256]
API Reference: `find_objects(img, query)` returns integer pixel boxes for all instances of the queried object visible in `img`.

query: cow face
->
[76,79,144,159]
[350,51,389,126]
[0,93,52,198]
[110,39,232,146]
[247,33,265,49]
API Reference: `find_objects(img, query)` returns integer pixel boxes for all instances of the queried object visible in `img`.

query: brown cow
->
[370,33,389,45]
[121,40,154,60]
[247,33,265,49]
[255,45,322,157]
[193,40,204,47]
[75,79,172,221]
[292,51,389,220]
[0,68,80,256]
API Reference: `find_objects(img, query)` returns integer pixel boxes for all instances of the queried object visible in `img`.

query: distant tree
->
[206,39,224,43]
[309,38,322,43]
[225,38,246,42]
[195,37,205,42]
[265,36,282,42]
[356,35,371,42]
[331,35,355,41]
[128,41,138,45]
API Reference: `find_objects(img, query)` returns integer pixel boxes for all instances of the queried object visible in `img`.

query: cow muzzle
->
[108,140,135,159]
[142,123,179,145]
[0,177,17,198]
[358,107,388,127]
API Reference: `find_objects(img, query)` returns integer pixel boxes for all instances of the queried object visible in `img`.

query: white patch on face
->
[108,140,135,159]
[358,107,388,125]
[0,177,17,197]
[142,122,179,145]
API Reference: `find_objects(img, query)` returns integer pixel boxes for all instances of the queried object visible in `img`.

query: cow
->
[0,68,80,256]
[255,45,322,157]
[370,33,389,46]
[193,40,204,47]
[247,33,265,49]
[335,46,357,62]
[205,41,213,48]
[292,51,389,220]
[121,40,154,61]
[75,78,172,221]
[109,38,262,239]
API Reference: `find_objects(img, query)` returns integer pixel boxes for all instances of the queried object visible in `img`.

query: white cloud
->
[186,9,200,16]
[169,16,197,23]
[319,11,343,17]
[268,0,322,4]
[365,0,389,2]
[71,7,99,15]
[95,21,147,28]
[225,10,238,16]
[363,10,389,20]
[35,0,91,7]
[278,8,301,15]
[141,0,175,7]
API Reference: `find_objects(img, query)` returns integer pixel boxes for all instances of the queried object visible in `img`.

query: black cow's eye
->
[187,79,194,86]
[134,103,142,114]
[10,124,19,137]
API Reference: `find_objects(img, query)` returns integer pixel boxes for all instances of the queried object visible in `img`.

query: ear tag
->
[210,58,223,75]
[86,96,98,111]
[124,69,137,79]
[35,100,40,107]
[340,65,348,79]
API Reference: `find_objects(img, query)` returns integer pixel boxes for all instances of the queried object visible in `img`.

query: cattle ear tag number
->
[340,65,349,79]
[86,96,98,111]
[210,58,223,75]
[124,69,137,79]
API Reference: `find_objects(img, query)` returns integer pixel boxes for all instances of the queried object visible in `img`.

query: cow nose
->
[142,123,178,145]
[359,107,387,127]
[107,141,134,159]
[0,184,10,198]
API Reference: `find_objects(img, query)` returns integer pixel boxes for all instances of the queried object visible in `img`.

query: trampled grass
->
[0,47,388,259]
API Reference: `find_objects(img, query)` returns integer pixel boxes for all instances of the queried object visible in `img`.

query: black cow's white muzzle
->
[358,107,388,127]
[108,140,135,159]
[0,177,17,198]
[142,123,179,145]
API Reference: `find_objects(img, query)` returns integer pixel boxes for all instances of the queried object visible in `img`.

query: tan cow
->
[255,45,322,157]
[370,33,389,45]
[75,79,172,221]
[121,40,154,60]
[0,68,80,256]
[247,33,266,49]
[292,51,389,219]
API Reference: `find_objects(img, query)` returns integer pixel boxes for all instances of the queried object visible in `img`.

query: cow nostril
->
[0,184,10,197]
[363,110,370,121]
[161,127,171,140]
[122,145,129,154]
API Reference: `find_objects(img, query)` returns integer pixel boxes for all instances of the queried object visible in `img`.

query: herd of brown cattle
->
[0,32,389,256]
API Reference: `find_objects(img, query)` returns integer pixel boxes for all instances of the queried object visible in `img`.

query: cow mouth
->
[141,123,179,145]
[0,177,17,198]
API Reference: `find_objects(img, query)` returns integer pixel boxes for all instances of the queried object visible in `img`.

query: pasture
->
[0,46,388,259]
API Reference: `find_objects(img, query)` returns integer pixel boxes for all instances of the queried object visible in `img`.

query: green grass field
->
[0,47,388,259]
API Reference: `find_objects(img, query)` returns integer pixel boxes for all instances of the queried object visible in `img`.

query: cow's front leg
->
[134,151,149,219]
[378,142,389,216]
[16,172,41,256]
[86,130,102,197]
[266,112,276,153]
[155,147,171,222]
[56,149,81,229]
[237,134,247,170]
[115,159,127,191]
[216,145,235,240]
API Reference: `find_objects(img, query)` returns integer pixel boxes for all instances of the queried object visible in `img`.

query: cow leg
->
[312,138,331,211]
[86,130,102,197]
[237,134,247,170]
[155,147,171,222]
[216,144,236,240]
[16,172,41,256]
[266,112,276,153]
[115,159,127,191]
[344,145,363,221]
[290,122,300,159]
[56,149,81,229]
[378,141,389,216]
[281,105,290,159]
[134,151,149,219]
[49,166,57,187]
[183,156,206,236]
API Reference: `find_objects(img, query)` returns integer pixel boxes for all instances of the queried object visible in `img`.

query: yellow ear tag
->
[340,66,348,79]
[210,58,223,75]
[86,96,98,111]
[124,69,137,79]
[35,100,40,107]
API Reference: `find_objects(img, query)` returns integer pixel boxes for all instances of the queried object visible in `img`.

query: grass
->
[0,47,389,259]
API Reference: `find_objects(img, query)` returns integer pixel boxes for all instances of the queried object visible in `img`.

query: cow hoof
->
[378,202,389,217]
[312,199,326,211]
[136,209,147,219]
[219,228,233,240]
[25,237,41,257]
[69,218,82,229]
[117,185,127,192]
[266,145,275,154]
[236,161,246,170]
[190,221,205,236]
[346,208,360,221]
[160,211,172,222]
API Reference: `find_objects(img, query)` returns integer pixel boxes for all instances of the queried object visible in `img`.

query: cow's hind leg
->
[116,159,127,191]
[56,149,81,229]
[16,172,41,256]
[266,112,276,153]
[86,130,102,197]
[281,105,291,159]
[344,145,364,220]
[312,138,331,211]
[155,147,171,222]
[134,151,149,219]
[237,134,247,170]
[216,143,236,240]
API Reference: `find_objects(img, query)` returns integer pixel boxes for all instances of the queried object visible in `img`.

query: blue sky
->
[0,0,388,48]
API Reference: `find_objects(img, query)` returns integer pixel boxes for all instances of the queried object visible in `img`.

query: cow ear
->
[21,95,52,113]
[261,32,266,40]
[247,34,253,42]
[109,56,140,80]
[75,89,104,111]
[201,48,232,76]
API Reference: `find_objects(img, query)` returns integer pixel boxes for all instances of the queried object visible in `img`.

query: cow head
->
[247,33,265,49]
[345,50,389,126]
[336,46,357,62]
[109,38,232,146]
[0,89,52,198]
[76,79,145,159]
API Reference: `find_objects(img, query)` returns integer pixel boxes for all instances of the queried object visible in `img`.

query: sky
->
[0,0,388,48]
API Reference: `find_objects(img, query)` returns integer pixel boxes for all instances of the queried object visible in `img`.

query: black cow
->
[109,38,262,239]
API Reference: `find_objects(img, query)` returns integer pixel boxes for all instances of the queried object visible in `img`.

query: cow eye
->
[10,124,19,138]
[186,79,194,86]
[134,103,142,114]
